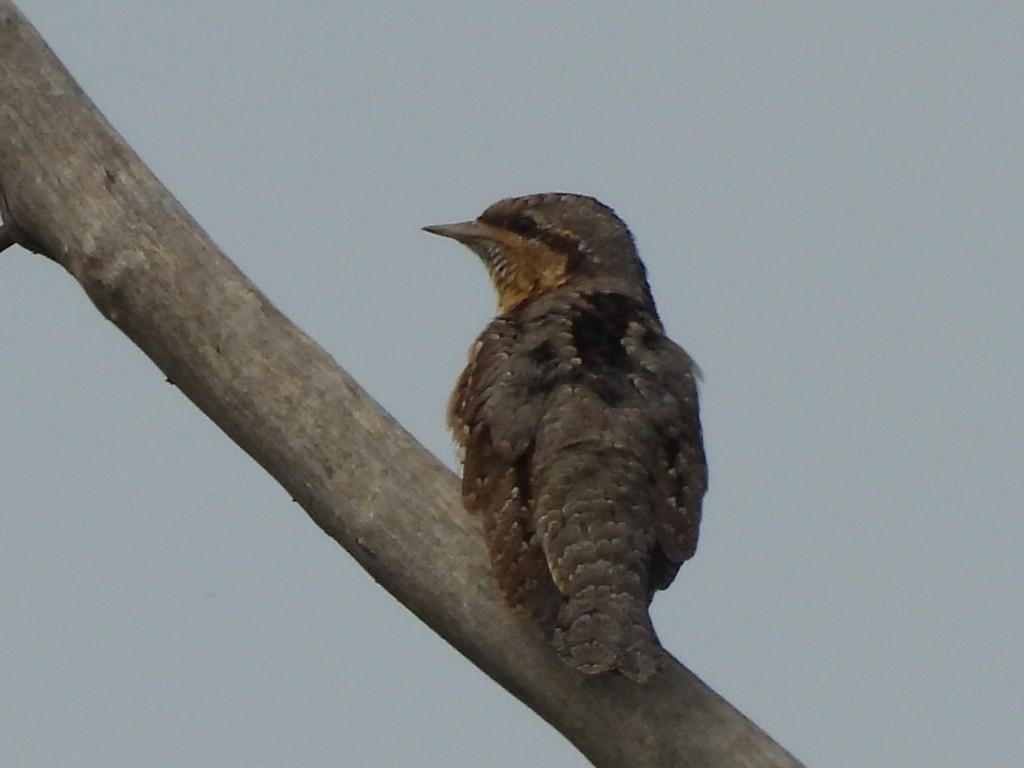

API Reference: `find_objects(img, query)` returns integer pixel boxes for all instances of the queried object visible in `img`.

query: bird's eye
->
[510,215,538,235]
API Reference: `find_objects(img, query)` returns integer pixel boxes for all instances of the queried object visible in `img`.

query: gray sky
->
[3,3,1021,766]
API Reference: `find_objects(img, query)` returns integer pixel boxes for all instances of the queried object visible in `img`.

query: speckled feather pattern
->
[439,194,707,683]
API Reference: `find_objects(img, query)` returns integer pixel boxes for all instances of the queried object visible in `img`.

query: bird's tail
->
[536,446,664,683]
[551,564,662,683]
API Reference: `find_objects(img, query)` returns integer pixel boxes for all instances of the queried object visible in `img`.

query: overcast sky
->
[2,3,1021,766]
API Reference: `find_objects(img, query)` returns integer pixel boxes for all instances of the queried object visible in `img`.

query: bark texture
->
[0,4,803,766]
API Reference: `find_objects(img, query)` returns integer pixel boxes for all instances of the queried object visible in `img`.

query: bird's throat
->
[487,240,570,314]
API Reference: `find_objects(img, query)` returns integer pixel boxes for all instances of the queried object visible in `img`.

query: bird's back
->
[451,285,705,681]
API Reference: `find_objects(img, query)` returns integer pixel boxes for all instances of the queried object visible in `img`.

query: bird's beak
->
[422,220,492,244]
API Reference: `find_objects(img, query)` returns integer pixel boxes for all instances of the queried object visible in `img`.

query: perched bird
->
[424,193,707,683]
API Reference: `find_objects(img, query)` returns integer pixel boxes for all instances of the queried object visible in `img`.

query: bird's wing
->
[448,319,553,613]
[633,333,708,591]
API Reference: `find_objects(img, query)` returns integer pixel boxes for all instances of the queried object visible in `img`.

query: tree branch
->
[0,3,802,766]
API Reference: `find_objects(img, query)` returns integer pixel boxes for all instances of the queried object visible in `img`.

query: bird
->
[424,193,707,683]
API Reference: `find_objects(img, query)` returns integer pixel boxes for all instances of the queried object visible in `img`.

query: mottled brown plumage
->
[425,193,707,683]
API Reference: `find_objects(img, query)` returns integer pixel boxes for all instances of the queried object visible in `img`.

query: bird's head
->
[424,193,651,314]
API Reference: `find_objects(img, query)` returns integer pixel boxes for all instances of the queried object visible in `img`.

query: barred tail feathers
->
[535,446,663,683]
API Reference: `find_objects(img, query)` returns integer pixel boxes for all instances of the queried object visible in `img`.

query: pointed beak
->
[422,220,492,244]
